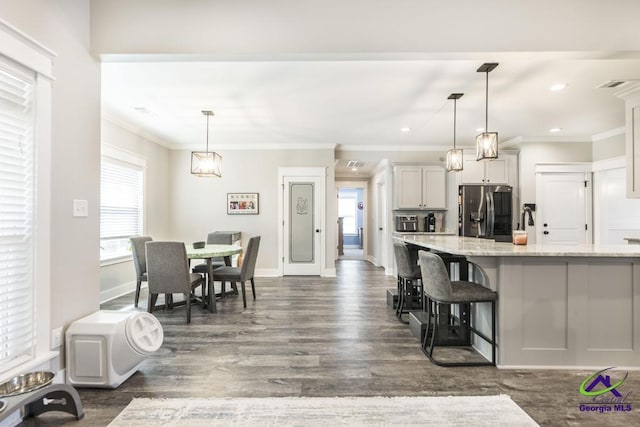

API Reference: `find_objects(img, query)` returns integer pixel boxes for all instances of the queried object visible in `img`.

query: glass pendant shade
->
[191,110,222,177]
[476,131,498,160]
[446,148,464,171]
[475,63,499,161]
[446,93,464,172]
[191,151,222,177]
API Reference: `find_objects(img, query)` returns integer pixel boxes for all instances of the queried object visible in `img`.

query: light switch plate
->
[72,199,88,217]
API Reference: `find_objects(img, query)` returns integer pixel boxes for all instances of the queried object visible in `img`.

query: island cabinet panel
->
[499,257,640,368]
[583,262,634,350]
[519,261,569,350]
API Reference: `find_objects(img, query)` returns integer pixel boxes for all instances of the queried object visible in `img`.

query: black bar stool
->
[393,243,422,324]
[418,250,497,367]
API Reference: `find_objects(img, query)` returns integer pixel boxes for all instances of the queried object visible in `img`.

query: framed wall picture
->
[227,193,259,215]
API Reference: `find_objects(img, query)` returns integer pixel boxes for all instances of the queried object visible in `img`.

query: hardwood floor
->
[21,260,640,426]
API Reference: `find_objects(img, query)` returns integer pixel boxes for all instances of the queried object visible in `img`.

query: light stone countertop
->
[394,234,640,257]
[391,232,456,236]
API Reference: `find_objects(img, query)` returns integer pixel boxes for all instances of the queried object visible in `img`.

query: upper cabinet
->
[625,91,640,198]
[393,165,446,209]
[460,155,510,184]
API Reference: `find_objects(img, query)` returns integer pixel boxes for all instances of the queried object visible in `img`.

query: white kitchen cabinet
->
[461,155,509,184]
[393,165,446,209]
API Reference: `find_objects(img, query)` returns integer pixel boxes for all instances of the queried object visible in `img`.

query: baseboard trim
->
[100,280,140,304]
[322,268,336,277]
[254,268,280,277]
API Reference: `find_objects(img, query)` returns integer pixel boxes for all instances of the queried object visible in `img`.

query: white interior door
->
[375,179,387,267]
[537,172,588,245]
[283,175,322,275]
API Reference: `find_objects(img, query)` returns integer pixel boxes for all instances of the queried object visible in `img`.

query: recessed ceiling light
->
[476,127,485,133]
[351,167,358,172]
[400,127,411,133]
[549,127,562,133]
[550,83,567,92]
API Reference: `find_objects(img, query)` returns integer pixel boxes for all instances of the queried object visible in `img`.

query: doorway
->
[336,182,368,261]
[279,167,326,276]
[536,167,591,245]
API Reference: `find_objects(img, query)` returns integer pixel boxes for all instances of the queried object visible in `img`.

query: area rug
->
[108,395,539,426]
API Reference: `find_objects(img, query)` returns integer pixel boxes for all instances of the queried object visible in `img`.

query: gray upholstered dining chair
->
[130,236,153,308]
[192,232,234,274]
[213,236,261,308]
[418,250,497,367]
[145,241,206,323]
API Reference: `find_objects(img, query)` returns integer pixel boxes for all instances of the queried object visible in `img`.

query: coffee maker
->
[425,213,436,232]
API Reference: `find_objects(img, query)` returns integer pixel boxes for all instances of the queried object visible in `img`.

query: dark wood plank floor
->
[21,260,640,426]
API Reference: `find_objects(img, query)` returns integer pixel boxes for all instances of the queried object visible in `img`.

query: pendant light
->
[446,93,464,172]
[475,63,499,161]
[191,110,222,177]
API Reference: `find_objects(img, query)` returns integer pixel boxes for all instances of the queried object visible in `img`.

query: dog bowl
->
[0,371,55,397]
[192,241,205,249]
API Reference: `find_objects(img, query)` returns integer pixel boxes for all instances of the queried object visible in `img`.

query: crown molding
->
[102,113,174,149]
[592,127,625,141]
[337,144,451,152]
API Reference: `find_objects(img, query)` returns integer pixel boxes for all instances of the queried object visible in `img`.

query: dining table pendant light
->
[446,93,464,172]
[475,63,499,161]
[191,110,222,177]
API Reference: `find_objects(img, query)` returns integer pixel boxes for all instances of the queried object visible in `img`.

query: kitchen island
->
[394,234,640,369]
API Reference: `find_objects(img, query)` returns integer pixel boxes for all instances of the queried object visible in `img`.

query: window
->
[338,195,357,235]
[100,148,145,262]
[0,59,36,371]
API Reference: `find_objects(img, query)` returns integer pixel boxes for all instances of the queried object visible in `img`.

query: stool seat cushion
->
[447,281,497,303]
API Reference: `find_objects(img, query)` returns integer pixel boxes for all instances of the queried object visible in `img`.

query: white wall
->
[99,119,171,301]
[593,159,640,244]
[0,1,101,329]
[168,149,335,274]
[593,132,625,162]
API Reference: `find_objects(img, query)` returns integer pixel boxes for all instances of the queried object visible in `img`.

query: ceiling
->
[101,52,640,175]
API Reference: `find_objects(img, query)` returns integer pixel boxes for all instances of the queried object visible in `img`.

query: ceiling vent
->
[596,80,628,89]
[346,161,366,168]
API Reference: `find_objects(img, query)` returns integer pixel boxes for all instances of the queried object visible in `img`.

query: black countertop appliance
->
[425,213,436,232]
[395,215,418,232]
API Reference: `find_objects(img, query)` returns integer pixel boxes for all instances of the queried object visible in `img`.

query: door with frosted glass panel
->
[283,176,322,275]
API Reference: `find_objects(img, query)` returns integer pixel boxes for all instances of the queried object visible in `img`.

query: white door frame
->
[371,160,394,275]
[278,167,327,276]
[535,163,592,245]
[336,181,368,259]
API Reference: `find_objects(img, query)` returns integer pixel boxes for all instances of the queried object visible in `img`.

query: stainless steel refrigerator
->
[458,184,513,242]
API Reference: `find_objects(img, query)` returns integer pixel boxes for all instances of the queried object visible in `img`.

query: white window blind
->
[100,155,144,261]
[0,60,36,372]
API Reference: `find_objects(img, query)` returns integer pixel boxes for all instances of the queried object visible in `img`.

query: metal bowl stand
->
[0,383,83,422]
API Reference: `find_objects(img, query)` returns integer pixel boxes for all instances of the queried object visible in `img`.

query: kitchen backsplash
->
[395,211,445,232]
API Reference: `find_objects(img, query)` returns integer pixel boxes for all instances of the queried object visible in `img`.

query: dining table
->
[186,244,243,313]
